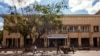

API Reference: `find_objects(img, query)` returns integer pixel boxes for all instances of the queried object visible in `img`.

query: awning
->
[47,34,68,39]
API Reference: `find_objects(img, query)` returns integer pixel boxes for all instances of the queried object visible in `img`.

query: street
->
[0,50,100,56]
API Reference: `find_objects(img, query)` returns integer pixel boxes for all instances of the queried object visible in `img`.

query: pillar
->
[44,37,47,48]
[90,25,93,47]
[67,37,70,47]
[97,37,99,47]
[64,38,67,46]
[78,26,81,47]
[90,37,93,47]
[67,29,70,47]
[2,38,6,48]
[20,37,24,48]
[47,39,49,47]
[78,38,81,47]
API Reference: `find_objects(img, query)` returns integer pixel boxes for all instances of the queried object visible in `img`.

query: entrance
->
[93,38,97,47]
[49,39,64,47]
[6,38,20,48]
[26,38,32,46]
[70,38,78,47]
[81,38,90,47]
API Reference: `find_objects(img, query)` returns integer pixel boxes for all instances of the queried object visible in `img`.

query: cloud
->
[0,17,3,30]
[87,2,100,14]
[0,22,3,26]
[68,0,100,14]
[0,5,3,8]
[1,0,41,9]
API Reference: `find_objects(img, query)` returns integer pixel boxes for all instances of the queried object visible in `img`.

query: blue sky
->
[0,0,100,30]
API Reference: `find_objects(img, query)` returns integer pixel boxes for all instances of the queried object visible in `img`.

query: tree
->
[4,15,38,47]
[3,0,68,47]
[0,30,3,44]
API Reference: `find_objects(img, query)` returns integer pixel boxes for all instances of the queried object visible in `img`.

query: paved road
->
[0,50,100,56]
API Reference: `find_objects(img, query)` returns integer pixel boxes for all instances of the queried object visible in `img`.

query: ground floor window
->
[35,38,44,47]
[70,38,78,47]
[26,38,32,46]
[6,38,20,48]
[48,39,65,47]
[81,38,90,47]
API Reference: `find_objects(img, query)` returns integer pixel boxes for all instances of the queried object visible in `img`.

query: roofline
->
[1,14,100,17]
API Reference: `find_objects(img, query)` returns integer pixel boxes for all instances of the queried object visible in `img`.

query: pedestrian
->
[72,46,74,54]
[34,45,37,53]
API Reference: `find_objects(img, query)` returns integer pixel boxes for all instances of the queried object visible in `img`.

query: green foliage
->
[4,2,65,39]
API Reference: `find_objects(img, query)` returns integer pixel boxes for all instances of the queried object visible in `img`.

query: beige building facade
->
[2,13,100,48]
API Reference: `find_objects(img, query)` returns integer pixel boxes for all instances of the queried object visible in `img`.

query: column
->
[2,38,6,48]
[67,30,70,47]
[78,38,81,47]
[20,37,24,48]
[97,37,99,47]
[78,26,81,47]
[90,37,93,47]
[67,37,70,47]
[47,39,49,47]
[64,38,67,46]
[44,37,47,48]
[90,25,93,47]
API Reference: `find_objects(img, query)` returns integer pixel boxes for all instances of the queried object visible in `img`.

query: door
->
[93,38,97,47]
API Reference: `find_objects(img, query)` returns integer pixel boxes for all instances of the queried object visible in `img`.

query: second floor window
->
[94,26,99,32]
[62,26,67,31]
[80,26,89,32]
[68,26,78,32]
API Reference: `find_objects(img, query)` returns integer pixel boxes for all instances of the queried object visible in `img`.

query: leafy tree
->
[0,30,3,44]
[3,0,68,47]
[3,15,38,47]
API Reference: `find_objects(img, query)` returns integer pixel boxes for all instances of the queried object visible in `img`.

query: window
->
[59,26,67,33]
[69,26,78,32]
[62,26,67,32]
[80,26,89,32]
[50,27,57,32]
[94,26,99,32]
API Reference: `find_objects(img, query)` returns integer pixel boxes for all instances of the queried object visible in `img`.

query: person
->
[34,45,37,53]
[72,46,74,54]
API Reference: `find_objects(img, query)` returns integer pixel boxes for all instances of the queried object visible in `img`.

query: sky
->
[0,0,100,30]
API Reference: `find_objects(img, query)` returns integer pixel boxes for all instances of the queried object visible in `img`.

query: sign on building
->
[47,34,68,39]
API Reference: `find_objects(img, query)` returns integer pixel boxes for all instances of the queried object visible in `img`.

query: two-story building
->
[1,11,100,48]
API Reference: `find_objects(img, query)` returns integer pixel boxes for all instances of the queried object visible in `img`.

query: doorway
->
[81,38,90,47]
[6,38,20,48]
[70,38,78,47]
[49,39,64,47]
[93,38,97,47]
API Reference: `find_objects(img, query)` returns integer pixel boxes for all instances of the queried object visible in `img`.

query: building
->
[1,12,100,48]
